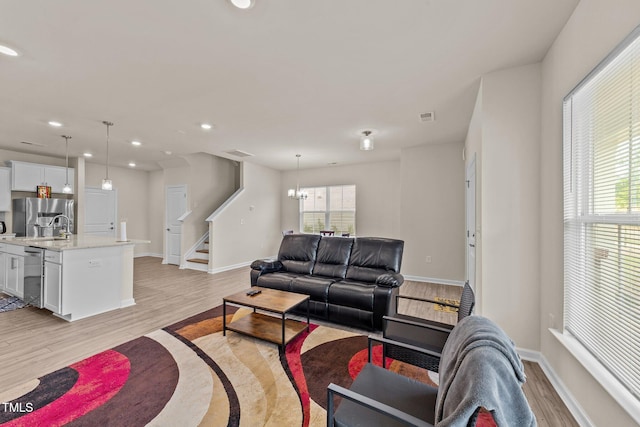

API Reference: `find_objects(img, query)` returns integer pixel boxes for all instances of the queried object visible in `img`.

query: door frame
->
[465,154,477,291]
[164,184,187,265]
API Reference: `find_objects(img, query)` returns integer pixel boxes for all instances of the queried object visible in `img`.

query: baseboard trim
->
[120,298,136,308]
[134,252,161,258]
[402,275,465,287]
[181,261,208,272]
[516,347,593,427]
[208,261,252,274]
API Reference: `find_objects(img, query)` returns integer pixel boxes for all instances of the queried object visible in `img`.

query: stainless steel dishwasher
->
[23,247,44,308]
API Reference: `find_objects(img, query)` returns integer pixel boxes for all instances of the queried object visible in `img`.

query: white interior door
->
[85,187,117,237]
[165,185,187,265]
[465,155,477,290]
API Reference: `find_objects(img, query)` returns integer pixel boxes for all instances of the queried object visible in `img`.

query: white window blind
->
[300,185,356,235]
[563,26,640,400]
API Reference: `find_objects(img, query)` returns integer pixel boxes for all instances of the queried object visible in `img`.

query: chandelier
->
[288,154,308,200]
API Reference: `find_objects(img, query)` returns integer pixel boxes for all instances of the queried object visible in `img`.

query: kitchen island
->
[0,235,148,321]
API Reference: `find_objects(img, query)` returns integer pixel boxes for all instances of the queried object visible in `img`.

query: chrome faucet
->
[47,214,73,237]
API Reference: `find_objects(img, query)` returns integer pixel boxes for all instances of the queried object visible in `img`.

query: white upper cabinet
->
[10,161,74,194]
[0,167,10,211]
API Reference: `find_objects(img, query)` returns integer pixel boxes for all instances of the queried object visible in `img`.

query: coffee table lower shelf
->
[225,312,308,347]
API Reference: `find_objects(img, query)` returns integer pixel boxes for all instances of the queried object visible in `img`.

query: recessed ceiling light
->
[200,123,212,130]
[131,140,141,146]
[164,150,172,155]
[83,153,93,157]
[230,0,254,9]
[48,121,63,127]
[0,44,19,57]
[128,162,136,167]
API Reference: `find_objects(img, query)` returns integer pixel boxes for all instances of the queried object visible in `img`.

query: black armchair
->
[382,281,475,372]
[327,315,536,427]
[327,335,439,427]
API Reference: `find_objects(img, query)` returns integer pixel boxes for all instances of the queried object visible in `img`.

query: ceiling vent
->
[225,149,254,158]
[419,112,435,122]
[20,140,47,147]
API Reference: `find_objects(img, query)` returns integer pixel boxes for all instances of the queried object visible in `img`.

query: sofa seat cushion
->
[256,272,299,291]
[291,275,336,302]
[328,280,376,311]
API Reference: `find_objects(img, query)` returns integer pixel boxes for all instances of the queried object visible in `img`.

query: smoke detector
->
[419,112,435,122]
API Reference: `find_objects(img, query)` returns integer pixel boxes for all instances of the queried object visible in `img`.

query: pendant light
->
[102,120,114,191]
[360,130,374,151]
[61,135,72,194]
[230,0,255,9]
[287,154,308,200]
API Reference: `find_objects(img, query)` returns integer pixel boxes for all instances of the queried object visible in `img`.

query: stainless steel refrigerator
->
[12,198,74,237]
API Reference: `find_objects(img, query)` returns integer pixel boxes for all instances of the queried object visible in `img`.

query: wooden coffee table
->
[222,287,310,348]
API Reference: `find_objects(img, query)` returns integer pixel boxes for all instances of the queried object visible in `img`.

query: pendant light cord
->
[62,135,71,183]
[296,154,301,192]
[103,121,113,180]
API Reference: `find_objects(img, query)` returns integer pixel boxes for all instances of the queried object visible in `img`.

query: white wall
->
[85,162,151,256]
[148,170,164,256]
[465,83,483,302]
[400,143,465,282]
[209,162,281,270]
[280,160,402,239]
[472,63,542,351]
[280,156,466,282]
[540,1,640,425]
[153,153,238,264]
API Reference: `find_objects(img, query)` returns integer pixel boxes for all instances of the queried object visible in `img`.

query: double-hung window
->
[300,185,356,235]
[563,27,640,402]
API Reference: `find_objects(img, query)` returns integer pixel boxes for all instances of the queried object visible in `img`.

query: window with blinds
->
[300,185,356,235]
[563,26,640,401]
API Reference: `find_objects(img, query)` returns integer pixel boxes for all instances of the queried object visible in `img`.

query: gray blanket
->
[435,315,536,426]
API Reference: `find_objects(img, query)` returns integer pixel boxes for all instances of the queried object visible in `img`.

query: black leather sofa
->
[250,234,404,330]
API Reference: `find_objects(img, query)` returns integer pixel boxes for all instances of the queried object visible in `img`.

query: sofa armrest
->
[375,272,404,287]
[250,259,283,273]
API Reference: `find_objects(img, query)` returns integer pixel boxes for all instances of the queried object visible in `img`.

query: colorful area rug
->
[0,294,26,313]
[0,305,494,426]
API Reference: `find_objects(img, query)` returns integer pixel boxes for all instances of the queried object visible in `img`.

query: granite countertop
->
[3,235,150,251]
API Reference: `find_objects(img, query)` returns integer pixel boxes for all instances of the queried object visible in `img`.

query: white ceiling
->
[0,0,579,172]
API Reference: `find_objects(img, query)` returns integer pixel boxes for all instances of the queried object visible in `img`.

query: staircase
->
[185,238,209,270]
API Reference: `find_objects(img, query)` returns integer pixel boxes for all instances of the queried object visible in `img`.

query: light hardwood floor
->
[0,257,578,426]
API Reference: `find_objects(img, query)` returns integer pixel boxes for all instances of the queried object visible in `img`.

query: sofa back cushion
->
[278,234,322,274]
[345,237,404,282]
[312,237,354,278]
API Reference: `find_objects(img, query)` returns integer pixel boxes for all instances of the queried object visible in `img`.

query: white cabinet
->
[5,250,24,298]
[0,167,10,211]
[43,250,62,314]
[11,161,74,194]
[0,248,6,292]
